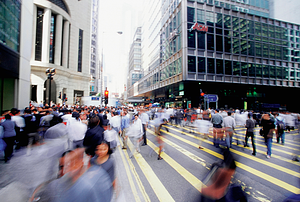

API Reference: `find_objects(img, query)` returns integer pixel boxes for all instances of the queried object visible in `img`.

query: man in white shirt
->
[11,108,25,149]
[110,112,121,134]
[223,111,236,148]
[139,109,150,146]
[67,112,87,149]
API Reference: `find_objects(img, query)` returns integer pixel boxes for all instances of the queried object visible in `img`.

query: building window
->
[207,58,215,74]
[48,0,69,14]
[187,7,195,23]
[225,60,232,75]
[197,9,205,24]
[207,34,214,51]
[233,61,240,76]
[216,59,223,74]
[198,57,205,73]
[216,35,223,52]
[35,7,44,61]
[198,32,205,49]
[49,14,56,63]
[241,62,248,77]
[188,56,196,72]
[78,29,83,72]
[187,29,196,48]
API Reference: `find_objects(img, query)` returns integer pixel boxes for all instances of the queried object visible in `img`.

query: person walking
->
[223,111,236,148]
[120,111,130,149]
[140,109,149,146]
[244,113,256,156]
[127,113,143,155]
[261,113,275,159]
[211,109,223,148]
[67,112,87,149]
[0,114,16,163]
[274,112,286,145]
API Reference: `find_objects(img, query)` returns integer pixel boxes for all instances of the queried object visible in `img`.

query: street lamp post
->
[45,68,56,106]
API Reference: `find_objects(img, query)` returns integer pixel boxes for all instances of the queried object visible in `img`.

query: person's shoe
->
[292,157,299,162]
[198,146,204,149]
[252,153,256,156]
[122,147,127,150]
[266,155,271,159]
[142,143,147,146]
[157,156,163,160]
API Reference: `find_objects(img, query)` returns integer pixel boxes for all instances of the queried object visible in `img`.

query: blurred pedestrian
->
[127,113,143,156]
[140,109,150,146]
[261,114,275,159]
[245,113,256,156]
[0,114,16,163]
[90,140,116,193]
[120,111,129,149]
[67,112,87,149]
[211,109,223,148]
[275,112,286,145]
[223,111,236,148]
[83,114,105,157]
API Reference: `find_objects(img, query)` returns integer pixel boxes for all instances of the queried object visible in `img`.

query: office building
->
[135,0,300,111]
[90,0,100,96]
[0,0,33,113]
[30,0,92,105]
[127,27,143,102]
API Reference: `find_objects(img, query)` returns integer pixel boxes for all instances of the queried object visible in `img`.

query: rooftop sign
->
[190,22,208,32]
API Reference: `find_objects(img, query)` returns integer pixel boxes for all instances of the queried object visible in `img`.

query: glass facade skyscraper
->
[135,0,300,111]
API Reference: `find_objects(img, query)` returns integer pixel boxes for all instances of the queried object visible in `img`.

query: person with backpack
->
[275,112,286,145]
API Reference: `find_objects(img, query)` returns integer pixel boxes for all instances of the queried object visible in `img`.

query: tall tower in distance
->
[90,0,99,96]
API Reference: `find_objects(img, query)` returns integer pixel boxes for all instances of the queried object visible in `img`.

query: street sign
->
[204,94,218,102]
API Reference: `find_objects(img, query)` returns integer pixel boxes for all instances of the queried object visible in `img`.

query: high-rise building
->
[30,0,92,105]
[134,0,300,111]
[127,27,143,101]
[90,0,100,96]
[0,0,33,113]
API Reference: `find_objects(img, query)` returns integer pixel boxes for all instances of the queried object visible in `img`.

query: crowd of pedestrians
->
[0,103,299,201]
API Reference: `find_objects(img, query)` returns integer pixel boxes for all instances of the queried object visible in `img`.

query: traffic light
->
[104,90,109,105]
[200,89,205,104]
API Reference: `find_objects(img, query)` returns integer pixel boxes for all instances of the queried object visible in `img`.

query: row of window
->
[187,56,296,80]
[0,1,21,52]
[189,8,295,41]
[34,7,84,72]
[187,30,297,61]
[138,58,182,92]
[188,0,269,17]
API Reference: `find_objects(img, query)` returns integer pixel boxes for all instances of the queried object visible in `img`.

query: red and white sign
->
[190,22,208,32]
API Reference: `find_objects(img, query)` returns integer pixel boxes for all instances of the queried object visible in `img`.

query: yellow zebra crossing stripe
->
[117,146,142,202]
[163,126,300,194]
[180,125,300,166]
[127,138,175,201]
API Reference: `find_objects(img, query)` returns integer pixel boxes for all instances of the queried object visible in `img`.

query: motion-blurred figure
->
[197,150,247,202]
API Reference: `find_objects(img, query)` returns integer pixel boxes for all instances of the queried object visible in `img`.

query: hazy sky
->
[98,0,144,96]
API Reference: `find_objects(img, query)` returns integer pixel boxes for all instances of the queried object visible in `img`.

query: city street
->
[113,124,300,202]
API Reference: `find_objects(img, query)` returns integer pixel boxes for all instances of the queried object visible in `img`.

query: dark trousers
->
[142,124,147,145]
[245,132,256,154]
[3,136,15,162]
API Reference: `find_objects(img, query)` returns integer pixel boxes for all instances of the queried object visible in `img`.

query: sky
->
[98,0,144,96]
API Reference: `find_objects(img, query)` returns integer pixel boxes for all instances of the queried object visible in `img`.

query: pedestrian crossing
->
[114,124,300,202]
